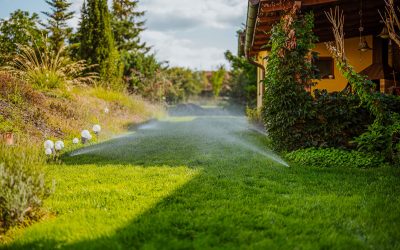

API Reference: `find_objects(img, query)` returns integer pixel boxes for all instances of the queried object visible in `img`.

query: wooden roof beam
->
[301,0,338,6]
[257,15,281,23]
[261,0,338,13]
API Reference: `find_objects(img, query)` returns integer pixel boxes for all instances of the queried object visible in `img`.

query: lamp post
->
[92,125,101,139]
[81,130,92,144]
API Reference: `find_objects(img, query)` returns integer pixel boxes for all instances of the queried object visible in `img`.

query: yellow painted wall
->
[256,51,268,80]
[312,36,373,92]
[256,36,374,93]
[256,51,268,108]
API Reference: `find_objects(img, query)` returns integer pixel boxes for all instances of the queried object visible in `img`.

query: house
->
[242,0,400,109]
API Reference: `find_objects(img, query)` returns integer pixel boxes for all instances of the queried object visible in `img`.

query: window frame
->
[315,57,335,80]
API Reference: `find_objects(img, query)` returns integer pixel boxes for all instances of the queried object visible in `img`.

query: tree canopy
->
[0,10,42,65]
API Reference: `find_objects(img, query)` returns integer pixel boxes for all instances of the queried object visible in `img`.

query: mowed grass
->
[3,113,400,249]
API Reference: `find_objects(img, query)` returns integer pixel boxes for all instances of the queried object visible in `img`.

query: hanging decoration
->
[358,0,372,52]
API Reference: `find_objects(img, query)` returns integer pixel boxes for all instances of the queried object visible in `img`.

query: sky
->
[0,0,247,70]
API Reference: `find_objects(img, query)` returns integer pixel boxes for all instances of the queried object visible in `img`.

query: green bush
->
[263,10,318,151]
[224,50,257,107]
[0,143,54,232]
[285,148,386,169]
[309,90,372,148]
[0,115,16,133]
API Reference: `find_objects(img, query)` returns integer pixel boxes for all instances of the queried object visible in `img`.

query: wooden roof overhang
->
[245,0,388,56]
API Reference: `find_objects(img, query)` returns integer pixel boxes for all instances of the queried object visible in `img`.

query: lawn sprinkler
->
[81,130,92,144]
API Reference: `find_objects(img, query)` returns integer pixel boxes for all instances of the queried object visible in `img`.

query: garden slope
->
[0,75,161,142]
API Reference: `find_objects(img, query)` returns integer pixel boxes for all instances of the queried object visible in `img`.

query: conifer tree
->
[111,0,149,53]
[42,0,74,51]
[77,1,90,60]
[78,0,122,86]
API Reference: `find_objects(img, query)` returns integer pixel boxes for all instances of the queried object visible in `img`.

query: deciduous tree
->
[0,10,42,65]
[210,66,226,97]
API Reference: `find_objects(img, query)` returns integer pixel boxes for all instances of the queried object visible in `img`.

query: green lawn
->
[3,113,400,249]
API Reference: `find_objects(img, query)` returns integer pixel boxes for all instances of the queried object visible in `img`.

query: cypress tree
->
[78,1,90,60]
[78,0,122,86]
[42,0,74,51]
[111,0,149,53]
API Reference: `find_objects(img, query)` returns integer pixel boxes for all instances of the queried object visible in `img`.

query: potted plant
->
[0,117,16,146]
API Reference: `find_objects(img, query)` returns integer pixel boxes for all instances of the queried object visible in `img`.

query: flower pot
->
[3,132,14,146]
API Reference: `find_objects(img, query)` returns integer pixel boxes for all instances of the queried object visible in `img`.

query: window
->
[314,57,334,79]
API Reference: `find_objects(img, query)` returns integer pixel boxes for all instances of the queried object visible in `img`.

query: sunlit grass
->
[4,165,198,247]
[160,116,197,123]
[88,87,164,119]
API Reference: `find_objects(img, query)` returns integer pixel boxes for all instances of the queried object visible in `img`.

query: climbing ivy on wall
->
[263,6,400,162]
[263,6,319,151]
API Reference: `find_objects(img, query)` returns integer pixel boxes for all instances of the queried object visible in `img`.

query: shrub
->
[224,50,257,107]
[0,115,16,133]
[2,42,98,90]
[353,114,400,162]
[0,143,54,232]
[308,90,372,148]
[0,72,45,105]
[285,148,386,169]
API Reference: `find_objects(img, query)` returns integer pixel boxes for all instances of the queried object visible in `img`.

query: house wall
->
[255,36,374,108]
[312,36,373,92]
[256,51,268,109]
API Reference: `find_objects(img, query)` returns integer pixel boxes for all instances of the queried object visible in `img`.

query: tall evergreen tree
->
[42,0,74,51]
[111,0,149,53]
[78,0,122,86]
[77,1,91,59]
